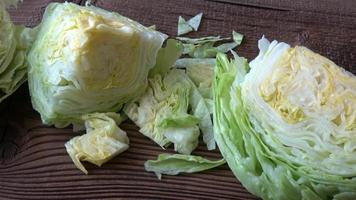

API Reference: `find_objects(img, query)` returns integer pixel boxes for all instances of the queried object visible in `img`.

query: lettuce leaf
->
[144,153,225,179]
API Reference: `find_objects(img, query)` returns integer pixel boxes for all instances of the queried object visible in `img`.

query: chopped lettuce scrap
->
[175,58,215,98]
[124,69,200,154]
[187,12,203,31]
[177,16,193,36]
[174,58,216,149]
[177,31,244,58]
[232,31,244,45]
[65,112,129,174]
[176,36,229,44]
[149,39,183,77]
[177,13,203,36]
[214,37,356,200]
[144,153,226,179]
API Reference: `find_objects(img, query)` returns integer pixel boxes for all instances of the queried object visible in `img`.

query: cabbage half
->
[27,2,167,127]
[214,37,356,200]
[0,1,36,103]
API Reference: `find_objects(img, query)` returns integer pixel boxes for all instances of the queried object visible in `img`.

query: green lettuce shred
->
[177,31,244,58]
[177,13,203,36]
[145,153,226,179]
[124,69,200,154]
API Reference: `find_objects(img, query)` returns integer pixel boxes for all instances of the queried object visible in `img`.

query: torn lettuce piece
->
[144,153,226,179]
[160,114,200,155]
[149,39,183,77]
[0,1,37,103]
[174,58,216,150]
[124,69,200,154]
[189,84,215,150]
[174,58,215,97]
[232,31,244,45]
[177,31,244,58]
[187,12,203,31]
[28,2,167,127]
[65,112,129,174]
[177,13,203,36]
[176,36,229,44]
[177,16,193,36]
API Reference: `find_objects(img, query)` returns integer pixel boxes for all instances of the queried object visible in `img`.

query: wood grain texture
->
[1,0,355,199]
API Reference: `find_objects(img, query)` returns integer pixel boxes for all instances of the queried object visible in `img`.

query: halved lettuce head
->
[27,2,167,127]
[0,0,36,103]
[214,37,356,200]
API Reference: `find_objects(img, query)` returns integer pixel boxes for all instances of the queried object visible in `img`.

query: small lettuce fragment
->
[175,58,215,98]
[176,36,229,44]
[187,12,203,31]
[177,13,203,36]
[144,153,226,179]
[149,39,183,77]
[124,69,200,154]
[189,80,215,150]
[177,16,193,36]
[174,58,216,149]
[160,115,200,155]
[177,31,244,58]
[232,31,244,45]
[65,112,129,174]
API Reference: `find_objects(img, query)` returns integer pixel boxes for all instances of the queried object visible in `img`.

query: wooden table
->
[1,0,355,199]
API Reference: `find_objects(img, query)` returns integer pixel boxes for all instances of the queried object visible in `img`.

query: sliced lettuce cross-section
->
[214,37,356,200]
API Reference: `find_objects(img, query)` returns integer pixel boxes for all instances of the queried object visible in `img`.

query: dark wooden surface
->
[1,0,355,199]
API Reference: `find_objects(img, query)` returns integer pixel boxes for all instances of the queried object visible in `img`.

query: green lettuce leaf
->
[160,115,200,155]
[149,39,183,77]
[144,153,226,179]
[232,31,244,45]
[177,31,243,58]
[177,13,203,36]
[177,16,193,36]
[175,58,215,99]
[174,58,216,150]
[187,12,203,31]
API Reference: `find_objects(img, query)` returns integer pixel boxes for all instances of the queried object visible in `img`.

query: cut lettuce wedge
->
[214,37,356,200]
